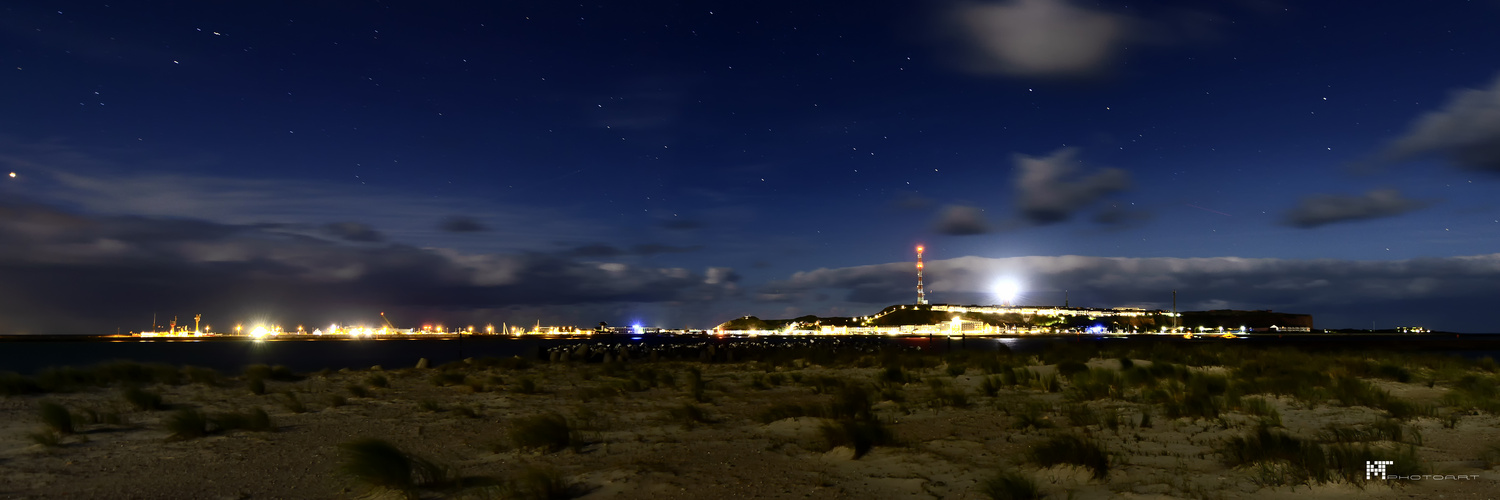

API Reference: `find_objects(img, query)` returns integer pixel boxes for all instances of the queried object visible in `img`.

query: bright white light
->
[995,279,1023,305]
[250,325,269,339]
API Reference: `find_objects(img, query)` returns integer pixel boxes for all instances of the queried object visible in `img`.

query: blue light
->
[1086,324,1107,334]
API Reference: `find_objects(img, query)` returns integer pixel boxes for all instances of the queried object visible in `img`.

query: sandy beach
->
[3,342,1499,499]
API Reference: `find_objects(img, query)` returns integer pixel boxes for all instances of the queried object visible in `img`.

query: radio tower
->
[916,245,927,305]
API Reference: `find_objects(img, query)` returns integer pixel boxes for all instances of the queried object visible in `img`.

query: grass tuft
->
[818,419,896,459]
[165,408,211,440]
[29,430,63,447]
[122,386,165,411]
[38,401,75,434]
[281,392,307,413]
[1028,433,1110,480]
[669,403,714,428]
[509,412,576,453]
[980,469,1045,500]
[339,438,462,498]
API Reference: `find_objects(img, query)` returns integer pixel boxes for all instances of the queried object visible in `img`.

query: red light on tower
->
[916,245,927,305]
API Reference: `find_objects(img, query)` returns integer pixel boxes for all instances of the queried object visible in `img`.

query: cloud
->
[0,202,740,334]
[0,143,603,253]
[323,222,384,242]
[1384,74,1500,172]
[933,205,990,235]
[759,253,1500,330]
[945,0,1133,78]
[1281,189,1431,228]
[439,216,488,233]
[1014,148,1131,225]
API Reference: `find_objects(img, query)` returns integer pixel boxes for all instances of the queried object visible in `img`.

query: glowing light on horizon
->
[995,279,1023,305]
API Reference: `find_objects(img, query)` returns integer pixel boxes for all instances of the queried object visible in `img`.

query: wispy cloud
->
[933,205,990,235]
[1281,189,1432,228]
[1014,148,1131,225]
[0,143,602,252]
[1383,73,1500,172]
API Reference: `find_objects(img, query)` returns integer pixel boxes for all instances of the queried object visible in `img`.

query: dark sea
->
[1,334,1498,375]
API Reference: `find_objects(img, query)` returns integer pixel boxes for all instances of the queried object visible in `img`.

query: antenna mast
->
[916,245,927,305]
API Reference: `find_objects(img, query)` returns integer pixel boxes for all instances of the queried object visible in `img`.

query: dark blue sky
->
[3,1,1500,333]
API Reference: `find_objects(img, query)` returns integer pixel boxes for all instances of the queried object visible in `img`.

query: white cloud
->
[946,0,1132,77]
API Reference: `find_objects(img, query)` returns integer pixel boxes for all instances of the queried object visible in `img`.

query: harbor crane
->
[380,312,398,333]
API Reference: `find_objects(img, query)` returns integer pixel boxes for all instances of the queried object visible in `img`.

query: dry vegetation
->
[2,340,1499,498]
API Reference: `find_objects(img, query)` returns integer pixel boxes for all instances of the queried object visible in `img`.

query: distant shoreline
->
[0,331,1491,342]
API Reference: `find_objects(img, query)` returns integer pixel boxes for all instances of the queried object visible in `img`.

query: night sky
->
[3,1,1500,334]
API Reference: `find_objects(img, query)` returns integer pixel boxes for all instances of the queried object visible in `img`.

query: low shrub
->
[509,413,575,453]
[513,377,540,395]
[248,377,266,396]
[1011,403,1053,430]
[980,469,1044,500]
[1028,434,1109,480]
[818,419,896,459]
[29,430,62,448]
[1216,427,1328,485]
[282,392,307,413]
[366,374,390,388]
[339,438,466,498]
[430,372,466,387]
[668,403,713,427]
[122,386,166,411]
[452,406,482,419]
[38,401,74,435]
[757,403,815,423]
[165,408,211,440]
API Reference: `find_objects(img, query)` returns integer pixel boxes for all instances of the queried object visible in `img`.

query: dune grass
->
[122,386,165,411]
[818,418,897,459]
[1028,433,1109,480]
[38,401,75,435]
[509,412,577,453]
[166,408,275,439]
[339,438,498,499]
[980,469,1045,500]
